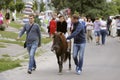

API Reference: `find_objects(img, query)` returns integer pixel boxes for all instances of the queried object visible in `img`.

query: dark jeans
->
[107,25,111,36]
[100,30,107,45]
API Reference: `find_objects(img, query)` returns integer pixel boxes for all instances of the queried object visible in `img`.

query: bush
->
[0,24,6,31]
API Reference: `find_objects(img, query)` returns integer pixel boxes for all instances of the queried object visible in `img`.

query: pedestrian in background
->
[0,10,3,26]
[17,14,41,74]
[86,18,93,42]
[67,14,86,75]
[111,17,117,38]
[107,16,112,36]
[94,17,101,45]
[5,10,10,27]
[100,17,107,45]
[116,16,120,40]
[49,17,57,37]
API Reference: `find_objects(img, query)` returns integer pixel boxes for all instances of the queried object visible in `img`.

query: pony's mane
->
[53,32,68,50]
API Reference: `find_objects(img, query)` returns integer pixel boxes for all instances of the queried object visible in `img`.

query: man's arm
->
[17,24,26,39]
[67,23,83,40]
[37,24,41,47]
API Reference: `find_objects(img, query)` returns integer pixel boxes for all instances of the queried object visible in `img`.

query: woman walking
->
[93,17,101,45]
[5,10,10,27]
[86,18,93,42]
[49,17,57,37]
[111,17,117,38]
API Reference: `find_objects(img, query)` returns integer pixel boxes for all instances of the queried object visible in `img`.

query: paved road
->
[0,37,120,80]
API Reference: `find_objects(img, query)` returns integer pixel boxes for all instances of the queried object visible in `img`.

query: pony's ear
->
[59,32,63,35]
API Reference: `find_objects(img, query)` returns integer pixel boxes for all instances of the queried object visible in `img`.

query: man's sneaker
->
[76,66,79,72]
[32,67,36,71]
[77,70,81,75]
[27,70,32,74]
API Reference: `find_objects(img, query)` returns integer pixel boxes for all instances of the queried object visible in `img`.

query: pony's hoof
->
[51,49,54,51]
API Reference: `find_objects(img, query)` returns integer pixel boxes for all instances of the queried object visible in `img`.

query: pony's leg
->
[68,41,71,70]
[59,55,64,73]
[68,51,71,70]
[56,54,60,73]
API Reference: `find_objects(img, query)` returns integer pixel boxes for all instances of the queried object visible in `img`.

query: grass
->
[0,31,51,46]
[0,58,21,72]
[41,37,52,44]
[0,43,6,48]
[0,40,24,46]
[0,31,26,41]
[0,31,18,39]
[16,13,24,19]
[9,22,23,29]
[2,54,10,57]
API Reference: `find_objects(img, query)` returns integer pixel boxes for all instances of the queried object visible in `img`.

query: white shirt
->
[86,21,93,30]
[66,18,72,29]
[100,20,107,30]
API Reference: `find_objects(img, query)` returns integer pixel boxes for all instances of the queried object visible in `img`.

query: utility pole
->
[14,0,16,4]
[14,0,16,21]
[37,0,41,13]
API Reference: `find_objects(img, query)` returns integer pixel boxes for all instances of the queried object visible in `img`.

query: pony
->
[51,32,71,73]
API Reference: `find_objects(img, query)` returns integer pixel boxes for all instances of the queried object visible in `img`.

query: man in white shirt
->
[100,17,107,45]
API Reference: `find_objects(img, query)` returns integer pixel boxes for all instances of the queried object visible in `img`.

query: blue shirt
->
[19,23,41,45]
[67,21,86,44]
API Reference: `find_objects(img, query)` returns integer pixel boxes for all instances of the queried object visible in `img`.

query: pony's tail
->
[64,51,70,62]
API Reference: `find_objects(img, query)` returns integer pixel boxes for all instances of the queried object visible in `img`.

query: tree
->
[15,2,24,13]
[52,0,119,18]
[112,0,120,14]
[0,0,12,9]
[33,0,38,11]
[9,2,16,12]
[40,2,45,12]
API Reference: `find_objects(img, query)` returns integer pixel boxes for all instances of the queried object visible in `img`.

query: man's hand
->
[16,37,20,40]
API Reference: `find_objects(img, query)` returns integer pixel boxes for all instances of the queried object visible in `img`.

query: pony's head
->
[51,32,63,52]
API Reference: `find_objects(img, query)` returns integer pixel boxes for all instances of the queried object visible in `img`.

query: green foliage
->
[40,2,45,12]
[15,2,24,12]
[9,2,16,12]
[112,0,120,14]
[0,58,21,72]
[33,0,45,12]
[74,11,79,15]
[52,0,120,18]
[0,0,13,9]
[33,0,38,11]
